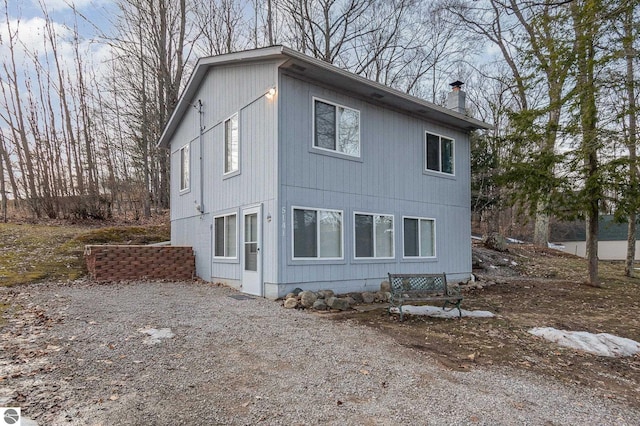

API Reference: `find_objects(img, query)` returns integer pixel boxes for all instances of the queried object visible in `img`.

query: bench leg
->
[442,300,463,319]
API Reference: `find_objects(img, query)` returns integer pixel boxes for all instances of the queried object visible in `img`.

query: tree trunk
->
[533,199,550,246]
[623,6,637,277]
[571,0,601,287]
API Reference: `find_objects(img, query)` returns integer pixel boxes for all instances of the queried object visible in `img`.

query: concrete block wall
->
[85,245,195,281]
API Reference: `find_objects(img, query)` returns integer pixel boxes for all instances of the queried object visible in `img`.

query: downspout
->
[198,99,205,216]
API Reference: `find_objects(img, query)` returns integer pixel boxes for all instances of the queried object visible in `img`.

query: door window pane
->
[244,213,258,271]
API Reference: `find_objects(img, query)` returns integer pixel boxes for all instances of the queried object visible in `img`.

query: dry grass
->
[335,242,640,408]
[0,222,170,286]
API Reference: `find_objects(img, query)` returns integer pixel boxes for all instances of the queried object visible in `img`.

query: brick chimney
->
[446,81,466,114]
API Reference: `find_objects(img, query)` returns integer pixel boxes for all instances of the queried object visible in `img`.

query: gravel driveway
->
[2,280,639,425]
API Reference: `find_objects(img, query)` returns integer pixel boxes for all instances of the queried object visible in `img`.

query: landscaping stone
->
[283,297,298,309]
[376,291,390,302]
[291,288,303,296]
[361,292,375,304]
[299,290,317,308]
[326,297,350,311]
[312,300,327,310]
[380,280,391,292]
[349,292,364,303]
[318,289,334,299]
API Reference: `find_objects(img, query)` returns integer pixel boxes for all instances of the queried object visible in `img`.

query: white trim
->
[291,205,344,260]
[223,112,240,176]
[353,211,395,260]
[402,215,437,259]
[311,96,361,158]
[424,131,455,176]
[213,212,238,260]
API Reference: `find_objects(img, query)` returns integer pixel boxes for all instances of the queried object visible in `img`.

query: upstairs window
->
[425,132,454,175]
[180,144,190,191]
[313,98,360,157]
[354,213,394,259]
[214,213,237,258]
[225,113,239,174]
[293,207,343,259]
[403,217,435,258]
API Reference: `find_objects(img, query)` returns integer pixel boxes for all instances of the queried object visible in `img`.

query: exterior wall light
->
[265,87,276,99]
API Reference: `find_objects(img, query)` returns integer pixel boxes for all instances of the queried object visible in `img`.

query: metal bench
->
[388,272,463,321]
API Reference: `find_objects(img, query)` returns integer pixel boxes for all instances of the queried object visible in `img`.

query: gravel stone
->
[2,280,639,425]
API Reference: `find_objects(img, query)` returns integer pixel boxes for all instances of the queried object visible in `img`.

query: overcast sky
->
[1,0,117,85]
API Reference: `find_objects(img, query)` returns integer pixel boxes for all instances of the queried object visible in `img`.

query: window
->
[293,207,343,259]
[214,214,237,258]
[403,217,435,258]
[354,213,394,258]
[313,98,360,157]
[224,113,239,174]
[425,132,454,175]
[180,144,190,191]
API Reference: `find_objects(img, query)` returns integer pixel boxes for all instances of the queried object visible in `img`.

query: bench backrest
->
[388,273,448,295]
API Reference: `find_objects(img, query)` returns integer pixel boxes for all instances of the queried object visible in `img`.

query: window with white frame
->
[403,217,435,257]
[425,132,454,175]
[214,213,237,258]
[354,213,394,258]
[179,144,190,191]
[293,207,343,259]
[224,113,239,174]
[313,98,360,157]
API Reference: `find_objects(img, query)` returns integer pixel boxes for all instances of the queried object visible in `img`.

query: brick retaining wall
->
[85,245,195,281]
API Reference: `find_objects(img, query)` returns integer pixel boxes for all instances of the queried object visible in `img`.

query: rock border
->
[282,281,392,311]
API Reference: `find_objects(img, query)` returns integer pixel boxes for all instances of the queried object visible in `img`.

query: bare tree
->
[621,0,638,277]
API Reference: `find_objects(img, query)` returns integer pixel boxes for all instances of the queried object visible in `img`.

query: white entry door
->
[242,205,262,296]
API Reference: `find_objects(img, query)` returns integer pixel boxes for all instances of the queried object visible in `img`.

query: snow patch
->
[139,327,175,345]
[390,305,495,319]
[528,327,640,357]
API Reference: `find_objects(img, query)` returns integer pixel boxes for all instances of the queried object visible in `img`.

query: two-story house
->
[157,46,490,298]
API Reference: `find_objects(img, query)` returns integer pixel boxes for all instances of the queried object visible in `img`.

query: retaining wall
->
[85,245,195,281]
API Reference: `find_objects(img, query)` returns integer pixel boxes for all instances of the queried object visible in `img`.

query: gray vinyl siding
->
[277,73,471,294]
[169,60,279,286]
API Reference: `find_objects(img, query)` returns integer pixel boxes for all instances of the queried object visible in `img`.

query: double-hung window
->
[224,113,239,174]
[179,144,190,191]
[293,207,343,259]
[354,213,394,258]
[214,213,237,258]
[425,132,454,175]
[403,216,435,258]
[313,98,360,157]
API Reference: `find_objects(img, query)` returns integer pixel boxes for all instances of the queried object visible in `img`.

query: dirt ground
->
[332,242,640,408]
